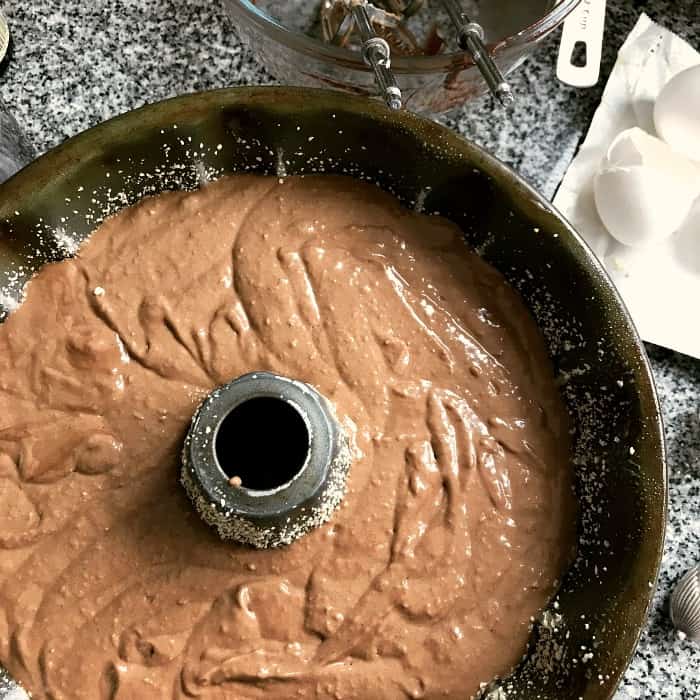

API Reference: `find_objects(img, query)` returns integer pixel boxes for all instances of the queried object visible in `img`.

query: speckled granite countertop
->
[0,0,698,697]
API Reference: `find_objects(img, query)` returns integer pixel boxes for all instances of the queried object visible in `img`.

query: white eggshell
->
[593,128,700,247]
[654,64,700,161]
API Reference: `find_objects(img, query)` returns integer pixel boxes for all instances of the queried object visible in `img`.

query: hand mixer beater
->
[321,0,514,110]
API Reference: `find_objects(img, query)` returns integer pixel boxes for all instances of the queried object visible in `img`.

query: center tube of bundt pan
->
[181,371,351,548]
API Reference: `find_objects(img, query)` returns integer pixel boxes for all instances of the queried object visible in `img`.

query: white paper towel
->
[554,13,700,359]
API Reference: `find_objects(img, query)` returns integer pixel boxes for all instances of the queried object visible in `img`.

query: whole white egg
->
[654,64,700,161]
[593,127,700,247]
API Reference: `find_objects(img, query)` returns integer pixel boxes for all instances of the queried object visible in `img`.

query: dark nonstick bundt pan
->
[0,87,665,699]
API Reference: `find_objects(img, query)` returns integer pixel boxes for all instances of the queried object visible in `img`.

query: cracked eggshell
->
[654,64,700,162]
[593,127,700,247]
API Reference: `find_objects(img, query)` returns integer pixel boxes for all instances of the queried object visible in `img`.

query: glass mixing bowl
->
[223,0,580,112]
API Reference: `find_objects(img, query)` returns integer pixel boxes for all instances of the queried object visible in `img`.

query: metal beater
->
[323,0,513,110]
[439,0,514,106]
[350,1,403,110]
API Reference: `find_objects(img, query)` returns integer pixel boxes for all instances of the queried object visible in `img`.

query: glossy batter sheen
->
[0,175,576,699]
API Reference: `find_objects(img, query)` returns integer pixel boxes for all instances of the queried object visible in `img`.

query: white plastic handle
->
[556,0,607,88]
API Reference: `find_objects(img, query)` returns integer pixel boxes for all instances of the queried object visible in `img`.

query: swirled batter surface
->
[0,176,575,699]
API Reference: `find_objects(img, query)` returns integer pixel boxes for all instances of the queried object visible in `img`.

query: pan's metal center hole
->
[183,371,352,547]
[214,397,310,491]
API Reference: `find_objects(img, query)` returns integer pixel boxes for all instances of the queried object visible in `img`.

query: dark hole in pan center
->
[214,396,310,491]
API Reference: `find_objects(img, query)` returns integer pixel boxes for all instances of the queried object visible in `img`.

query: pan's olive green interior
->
[0,87,666,699]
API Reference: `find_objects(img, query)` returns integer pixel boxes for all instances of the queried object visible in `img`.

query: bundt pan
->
[0,87,665,699]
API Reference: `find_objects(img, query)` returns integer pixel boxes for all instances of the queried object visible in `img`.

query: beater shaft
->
[440,0,514,106]
[352,1,403,110]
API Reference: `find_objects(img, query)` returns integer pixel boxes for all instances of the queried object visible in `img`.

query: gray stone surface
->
[0,0,697,697]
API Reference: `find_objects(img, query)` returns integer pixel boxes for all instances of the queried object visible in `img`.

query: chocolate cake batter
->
[0,175,576,699]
